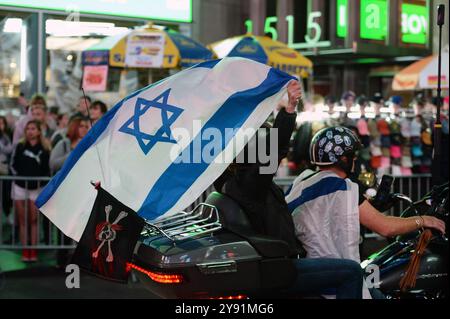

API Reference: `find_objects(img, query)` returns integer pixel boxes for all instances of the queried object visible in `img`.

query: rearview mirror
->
[358,172,376,188]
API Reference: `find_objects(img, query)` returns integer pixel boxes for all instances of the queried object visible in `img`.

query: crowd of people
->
[0,94,108,262]
[1,88,448,266]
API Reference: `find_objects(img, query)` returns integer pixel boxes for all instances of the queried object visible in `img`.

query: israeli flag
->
[36,57,295,241]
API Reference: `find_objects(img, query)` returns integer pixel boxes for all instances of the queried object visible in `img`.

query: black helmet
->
[310,126,361,173]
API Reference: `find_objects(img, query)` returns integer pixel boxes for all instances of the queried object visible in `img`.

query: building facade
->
[194,0,448,101]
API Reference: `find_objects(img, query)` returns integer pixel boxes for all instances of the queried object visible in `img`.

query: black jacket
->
[214,108,303,256]
[10,142,50,189]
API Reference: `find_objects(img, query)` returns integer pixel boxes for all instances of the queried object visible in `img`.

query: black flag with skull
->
[71,185,145,283]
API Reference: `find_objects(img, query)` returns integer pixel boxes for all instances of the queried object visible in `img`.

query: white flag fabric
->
[36,57,295,241]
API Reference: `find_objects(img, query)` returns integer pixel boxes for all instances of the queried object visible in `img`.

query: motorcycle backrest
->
[204,192,293,258]
[204,191,253,231]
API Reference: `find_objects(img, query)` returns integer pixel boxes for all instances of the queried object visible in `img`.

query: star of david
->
[119,88,183,155]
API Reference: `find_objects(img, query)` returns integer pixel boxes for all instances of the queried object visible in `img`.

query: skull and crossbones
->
[92,205,128,263]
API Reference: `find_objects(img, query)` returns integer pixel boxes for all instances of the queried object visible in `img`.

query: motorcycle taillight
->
[127,262,184,284]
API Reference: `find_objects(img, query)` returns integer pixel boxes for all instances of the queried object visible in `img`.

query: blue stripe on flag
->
[36,60,223,208]
[138,68,295,220]
[287,177,347,214]
[284,184,293,196]
[192,59,220,69]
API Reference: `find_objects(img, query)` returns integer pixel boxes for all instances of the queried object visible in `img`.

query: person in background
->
[89,100,108,125]
[47,106,59,131]
[10,120,51,262]
[30,102,54,145]
[51,113,70,148]
[70,95,91,121]
[17,92,28,115]
[0,116,14,219]
[13,94,45,145]
[372,93,385,117]
[49,117,90,268]
[50,117,90,174]
[413,95,426,116]
[339,91,356,128]
[324,95,339,127]
[390,95,403,117]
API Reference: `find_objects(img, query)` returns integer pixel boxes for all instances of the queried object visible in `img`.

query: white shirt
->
[286,170,361,262]
[286,170,372,299]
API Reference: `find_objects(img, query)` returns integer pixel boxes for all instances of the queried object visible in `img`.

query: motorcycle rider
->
[214,81,364,299]
[285,126,446,298]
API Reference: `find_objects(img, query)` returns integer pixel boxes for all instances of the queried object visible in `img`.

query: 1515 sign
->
[245,12,331,50]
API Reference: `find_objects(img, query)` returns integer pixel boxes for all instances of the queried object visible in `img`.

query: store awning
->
[392,46,449,91]
[82,26,212,69]
[46,37,102,51]
[208,34,313,78]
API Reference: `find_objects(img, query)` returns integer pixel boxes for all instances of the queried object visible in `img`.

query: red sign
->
[82,65,108,92]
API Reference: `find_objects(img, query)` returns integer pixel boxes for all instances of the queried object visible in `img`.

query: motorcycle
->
[130,174,448,299]
[361,176,448,299]
[130,191,299,299]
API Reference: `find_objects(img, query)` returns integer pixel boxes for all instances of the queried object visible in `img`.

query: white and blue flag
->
[36,57,295,241]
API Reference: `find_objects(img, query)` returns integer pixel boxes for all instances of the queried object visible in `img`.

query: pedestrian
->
[10,120,51,262]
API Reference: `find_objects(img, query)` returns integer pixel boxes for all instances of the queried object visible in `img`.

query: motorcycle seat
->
[205,192,292,258]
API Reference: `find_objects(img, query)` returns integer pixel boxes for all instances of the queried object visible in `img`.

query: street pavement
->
[0,237,388,299]
[0,265,158,299]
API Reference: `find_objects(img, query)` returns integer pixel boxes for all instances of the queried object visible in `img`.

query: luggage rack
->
[142,203,222,242]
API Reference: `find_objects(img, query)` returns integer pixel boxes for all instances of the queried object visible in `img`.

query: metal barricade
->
[0,176,76,250]
[187,174,434,239]
[0,174,433,249]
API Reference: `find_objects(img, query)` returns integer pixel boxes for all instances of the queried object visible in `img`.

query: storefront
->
[0,0,193,114]
[244,0,433,101]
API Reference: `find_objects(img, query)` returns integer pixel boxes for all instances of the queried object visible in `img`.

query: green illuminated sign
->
[360,0,388,40]
[401,3,428,44]
[245,14,331,49]
[0,0,192,23]
[337,0,348,38]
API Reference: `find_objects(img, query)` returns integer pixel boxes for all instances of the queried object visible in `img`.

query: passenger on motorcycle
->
[214,81,364,299]
[286,126,446,298]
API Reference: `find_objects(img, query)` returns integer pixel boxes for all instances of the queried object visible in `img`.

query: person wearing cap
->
[390,95,403,116]
[286,126,446,298]
[339,91,356,128]
[324,96,340,127]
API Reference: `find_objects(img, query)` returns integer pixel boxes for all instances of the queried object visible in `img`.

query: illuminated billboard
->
[0,0,192,23]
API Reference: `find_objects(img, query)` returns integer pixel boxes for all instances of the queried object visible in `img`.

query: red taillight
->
[127,262,184,284]
[210,295,247,300]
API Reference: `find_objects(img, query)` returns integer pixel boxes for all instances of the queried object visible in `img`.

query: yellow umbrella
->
[209,34,313,78]
[82,26,212,69]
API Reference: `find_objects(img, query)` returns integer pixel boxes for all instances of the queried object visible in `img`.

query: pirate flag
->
[71,186,145,283]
